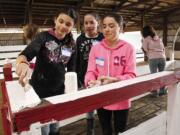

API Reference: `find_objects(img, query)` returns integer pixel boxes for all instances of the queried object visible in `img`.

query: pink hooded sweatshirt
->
[85,39,136,110]
[142,36,166,59]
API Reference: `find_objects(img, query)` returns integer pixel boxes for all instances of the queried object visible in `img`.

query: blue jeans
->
[149,58,166,93]
[86,111,95,119]
[41,122,59,135]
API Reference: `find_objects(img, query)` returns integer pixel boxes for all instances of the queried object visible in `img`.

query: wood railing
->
[1,68,180,135]
[0,45,26,80]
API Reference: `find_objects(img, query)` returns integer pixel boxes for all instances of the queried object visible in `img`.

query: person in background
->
[141,25,166,97]
[23,23,40,68]
[76,12,103,135]
[23,23,40,44]
[15,9,77,135]
[85,13,136,135]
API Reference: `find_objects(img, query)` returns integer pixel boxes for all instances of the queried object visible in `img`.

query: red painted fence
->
[1,64,180,135]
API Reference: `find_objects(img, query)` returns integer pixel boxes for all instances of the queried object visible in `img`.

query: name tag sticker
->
[95,57,104,66]
[61,48,72,57]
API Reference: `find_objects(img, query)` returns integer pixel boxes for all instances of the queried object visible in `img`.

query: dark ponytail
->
[102,13,124,27]
[141,25,156,38]
[54,8,77,48]
[67,8,77,24]
[102,13,125,32]
[55,8,77,24]
[64,32,75,49]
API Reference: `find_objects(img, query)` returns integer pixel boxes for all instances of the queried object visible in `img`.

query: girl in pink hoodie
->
[141,25,166,97]
[85,13,136,135]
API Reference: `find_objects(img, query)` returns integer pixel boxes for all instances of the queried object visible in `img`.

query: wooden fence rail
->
[1,69,180,135]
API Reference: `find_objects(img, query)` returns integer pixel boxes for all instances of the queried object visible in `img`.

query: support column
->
[163,16,168,47]
[141,12,148,61]
[167,83,180,135]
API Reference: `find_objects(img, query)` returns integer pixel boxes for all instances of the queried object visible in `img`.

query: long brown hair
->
[23,24,39,40]
[55,8,77,48]
[141,25,156,38]
[55,8,77,24]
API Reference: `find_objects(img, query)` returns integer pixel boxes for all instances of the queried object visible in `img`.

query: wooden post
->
[141,12,148,61]
[1,105,13,135]
[76,11,81,34]
[163,16,168,47]
[1,81,13,135]
[3,64,12,81]
[167,83,180,135]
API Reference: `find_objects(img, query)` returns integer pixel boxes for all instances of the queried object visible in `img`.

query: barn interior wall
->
[0,33,24,46]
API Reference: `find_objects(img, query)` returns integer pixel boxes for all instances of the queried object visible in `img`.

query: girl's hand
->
[16,63,31,87]
[98,76,119,85]
[88,80,101,88]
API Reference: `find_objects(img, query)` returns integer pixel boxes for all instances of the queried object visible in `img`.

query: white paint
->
[64,72,78,93]
[5,81,41,113]
[13,122,41,135]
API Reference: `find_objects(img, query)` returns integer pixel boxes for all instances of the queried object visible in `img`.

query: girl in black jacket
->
[16,9,77,135]
[76,12,103,135]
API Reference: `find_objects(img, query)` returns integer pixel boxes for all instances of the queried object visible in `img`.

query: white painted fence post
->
[167,83,180,135]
